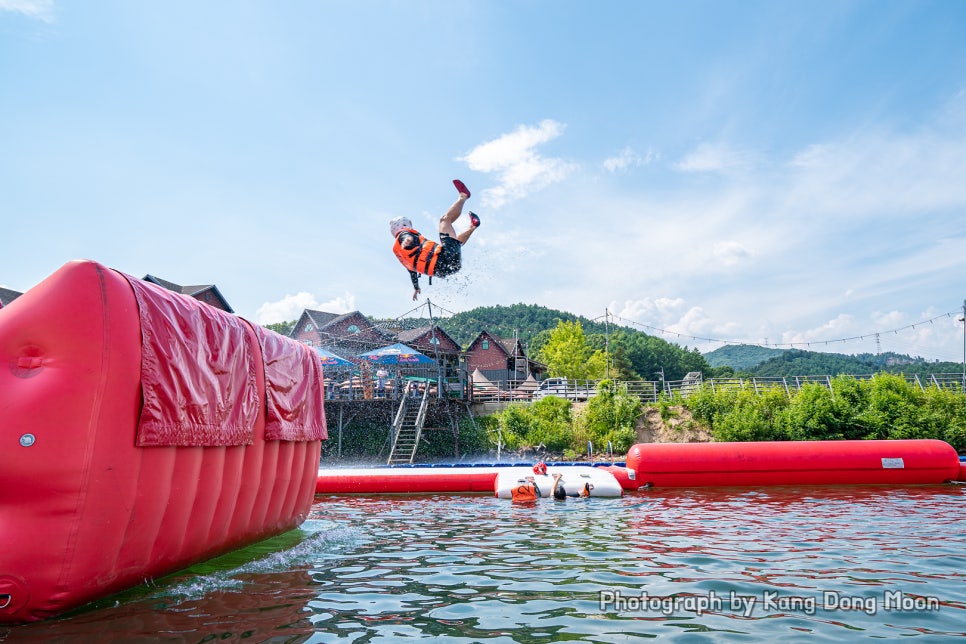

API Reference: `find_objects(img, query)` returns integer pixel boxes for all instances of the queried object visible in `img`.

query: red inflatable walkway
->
[315,464,637,495]
[0,260,327,624]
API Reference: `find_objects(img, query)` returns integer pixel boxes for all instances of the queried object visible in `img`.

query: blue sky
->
[3,1,966,362]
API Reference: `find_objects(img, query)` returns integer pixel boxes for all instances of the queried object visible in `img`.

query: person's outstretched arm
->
[409,270,421,300]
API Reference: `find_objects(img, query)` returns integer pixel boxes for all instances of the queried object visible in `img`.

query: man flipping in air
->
[389,180,481,300]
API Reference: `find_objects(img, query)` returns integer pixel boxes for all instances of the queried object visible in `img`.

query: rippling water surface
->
[5,485,965,642]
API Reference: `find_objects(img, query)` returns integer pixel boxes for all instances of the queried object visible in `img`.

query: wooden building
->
[142,275,234,313]
[0,287,22,310]
[464,330,546,388]
[289,309,394,357]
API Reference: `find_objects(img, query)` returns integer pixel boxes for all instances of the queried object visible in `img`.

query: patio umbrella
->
[471,368,499,390]
[313,347,354,367]
[358,343,435,365]
[513,374,539,393]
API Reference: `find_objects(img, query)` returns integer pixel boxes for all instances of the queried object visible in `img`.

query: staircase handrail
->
[408,382,431,464]
[390,381,413,448]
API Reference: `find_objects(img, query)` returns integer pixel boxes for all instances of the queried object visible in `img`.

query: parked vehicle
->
[532,377,596,401]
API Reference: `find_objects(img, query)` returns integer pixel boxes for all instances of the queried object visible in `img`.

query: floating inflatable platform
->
[494,466,624,499]
[0,260,327,624]
[316,463,631,496]
[625,439,961,488]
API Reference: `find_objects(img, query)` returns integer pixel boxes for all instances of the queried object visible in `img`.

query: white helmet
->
[389,216,412,237]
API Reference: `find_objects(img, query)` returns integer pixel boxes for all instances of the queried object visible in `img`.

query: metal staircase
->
[387,382,430,465]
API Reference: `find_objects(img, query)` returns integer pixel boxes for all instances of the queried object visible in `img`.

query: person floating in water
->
[389,179,481,301]
[551,473,594,500]
[552,473,568,500]
[511,475,541,503]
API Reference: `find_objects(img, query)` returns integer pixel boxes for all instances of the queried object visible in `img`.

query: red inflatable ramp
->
[0,260,326,623]
[625,439,961,488]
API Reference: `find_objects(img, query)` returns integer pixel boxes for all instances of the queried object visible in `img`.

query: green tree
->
[782,383,841,441]
[578,379,641,454]
[497,404,530,450]
[856,373,920,440]
[263,320,296,336]
[527,396,574,452]
[706,388,784,442]
[536,320,607,379]
[493,397,574,452]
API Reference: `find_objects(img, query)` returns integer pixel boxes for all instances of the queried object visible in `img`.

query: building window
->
[305,323,314,332]
[348,325,360,334]
[430,337,439,345]
[482,340,489,350]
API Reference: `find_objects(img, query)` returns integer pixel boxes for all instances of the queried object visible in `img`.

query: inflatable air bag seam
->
[250,323,328,442]
[123,274,258,446]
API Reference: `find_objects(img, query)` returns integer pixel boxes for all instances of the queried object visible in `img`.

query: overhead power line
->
[602,309,961,352]
[316,299,961,359]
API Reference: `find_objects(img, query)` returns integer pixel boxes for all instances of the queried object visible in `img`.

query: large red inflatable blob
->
[0,260,326,623]
[625,439,961,488]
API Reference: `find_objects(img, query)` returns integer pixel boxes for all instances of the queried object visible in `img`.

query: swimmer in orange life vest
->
[511,476,541,502]
[389,180,481,301]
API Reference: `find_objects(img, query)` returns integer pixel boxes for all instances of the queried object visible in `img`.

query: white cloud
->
[254,291,355,324]
[712,240,754,266]
[459,119,577,208]
[603,146,658,172]
[783,314,858,347]
[783,122,966,218]
[674,141,755,173]
[612,296,742,345]
[0,0,54,21]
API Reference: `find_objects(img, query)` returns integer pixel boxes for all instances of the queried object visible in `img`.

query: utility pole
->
[604,308,610,378]
[427,298,442,399]
[960,299,966,389]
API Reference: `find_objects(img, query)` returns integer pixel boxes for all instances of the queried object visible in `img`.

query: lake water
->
[4,485,965,642]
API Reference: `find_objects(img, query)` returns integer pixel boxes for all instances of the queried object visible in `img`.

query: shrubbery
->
[490,379,641,457]
[322,372,966,462]
[577,380,641,455]
[683,373,966,451]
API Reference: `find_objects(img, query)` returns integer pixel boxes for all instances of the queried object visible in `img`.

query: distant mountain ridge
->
[704,344,960,377]
[368,304,961,378]
[703,344,785,370]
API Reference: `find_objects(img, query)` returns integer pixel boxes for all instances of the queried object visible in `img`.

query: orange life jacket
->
[392,229,441,276]
[511,482,539,502]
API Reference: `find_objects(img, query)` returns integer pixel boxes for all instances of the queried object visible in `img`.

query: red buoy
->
[625,440,960,488]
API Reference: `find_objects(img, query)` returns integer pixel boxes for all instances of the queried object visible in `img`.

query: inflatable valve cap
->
[0,576,30,616]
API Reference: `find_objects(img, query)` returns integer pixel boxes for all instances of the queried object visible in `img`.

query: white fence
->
[470,373,966,404]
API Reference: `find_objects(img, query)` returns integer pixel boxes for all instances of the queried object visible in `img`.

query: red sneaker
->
[468,212,481,228]
[453,179,471,198]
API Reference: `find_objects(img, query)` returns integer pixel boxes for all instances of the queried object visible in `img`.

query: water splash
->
[150,522,360,603]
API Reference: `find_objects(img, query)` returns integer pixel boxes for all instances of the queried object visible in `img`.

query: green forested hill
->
[433,303,709,381]
[751,349,879,376]
[751,349,961,377]
[703,344,785,370]
[437,303,606,347]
